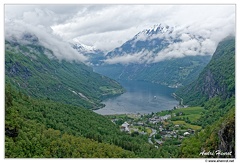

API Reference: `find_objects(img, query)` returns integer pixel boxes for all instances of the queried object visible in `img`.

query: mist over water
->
[94,80,178,115]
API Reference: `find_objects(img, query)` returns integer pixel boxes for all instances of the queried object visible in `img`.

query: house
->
[120,122,130,132]
[159,126,163,131]
[160,114,171,121]
[137,122,144,126]
[184,132,190,136]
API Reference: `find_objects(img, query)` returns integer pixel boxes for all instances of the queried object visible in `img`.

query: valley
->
[5,35,236,158]
[5,35,235,158]
[4,5,235,159]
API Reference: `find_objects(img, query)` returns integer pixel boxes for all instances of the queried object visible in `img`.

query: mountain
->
[5,34,124,109]
[72,43,105,66]
[72,42,97,54]
[178,37,235,158]
[106,24,174,58]
[93,24,211,87]
[176,37,235,105]
[95,55,211,88]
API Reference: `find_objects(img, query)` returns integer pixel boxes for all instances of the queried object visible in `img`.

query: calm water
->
[94,80,178,115]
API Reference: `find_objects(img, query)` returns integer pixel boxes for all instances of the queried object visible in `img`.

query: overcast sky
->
[5,4,235,62]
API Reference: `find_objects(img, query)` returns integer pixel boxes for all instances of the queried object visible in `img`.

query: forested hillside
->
[94,55,210,88]
[5,39,124,109]
[5,84,180,158]
[177,37,235,158]
[5,84,136,158]
[176,37,235,106]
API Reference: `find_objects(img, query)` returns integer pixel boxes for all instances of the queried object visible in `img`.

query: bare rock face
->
[201,69,227,99]
[217,115,235,158]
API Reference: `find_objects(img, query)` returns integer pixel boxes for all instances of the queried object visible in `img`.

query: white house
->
[184,132,190,136]
[120,122,130,132]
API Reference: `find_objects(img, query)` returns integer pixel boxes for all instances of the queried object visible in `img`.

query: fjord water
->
[94,80,178,115]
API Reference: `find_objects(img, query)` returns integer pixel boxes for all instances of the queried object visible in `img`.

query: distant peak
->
[135,24,174,39]
[72,42,96,53]
[21,32,39,43]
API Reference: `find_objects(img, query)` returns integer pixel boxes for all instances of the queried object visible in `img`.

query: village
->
[109,107,203,148]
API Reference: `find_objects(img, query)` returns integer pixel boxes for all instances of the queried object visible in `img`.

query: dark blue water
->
[94,80,178,115]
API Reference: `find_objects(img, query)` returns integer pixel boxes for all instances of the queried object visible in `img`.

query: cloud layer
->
[5,5,87,62]
[5,5,235,63]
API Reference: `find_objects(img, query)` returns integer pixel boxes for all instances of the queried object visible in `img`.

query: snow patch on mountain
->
[104,24,220,65]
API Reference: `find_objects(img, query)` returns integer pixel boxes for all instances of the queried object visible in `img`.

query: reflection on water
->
[94,80,178,115]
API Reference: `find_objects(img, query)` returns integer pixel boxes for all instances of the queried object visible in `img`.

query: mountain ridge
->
[5,35,124,109]
[91,24,212,87]
[176,37,235,105]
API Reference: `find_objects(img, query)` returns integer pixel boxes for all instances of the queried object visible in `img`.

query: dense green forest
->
[5,84,135,158]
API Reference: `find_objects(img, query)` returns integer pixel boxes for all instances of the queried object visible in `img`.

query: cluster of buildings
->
[148,115,171,124]
[117,113,195,147]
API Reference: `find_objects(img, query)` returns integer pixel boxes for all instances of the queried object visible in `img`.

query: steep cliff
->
[176,37,235,106]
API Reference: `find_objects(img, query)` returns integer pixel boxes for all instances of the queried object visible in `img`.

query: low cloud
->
[104,26,234,65]
[105,50,152,65]
[50,5,235,53]
[5,8,87,62]
[5,5,235,64]
[104,5,235,64]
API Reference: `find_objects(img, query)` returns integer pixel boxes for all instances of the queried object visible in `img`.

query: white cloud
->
[180,33,191,42]
[50,5,179,51]
[5,4,235,63]
[5,6,87,62]
[105,50,154,65]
